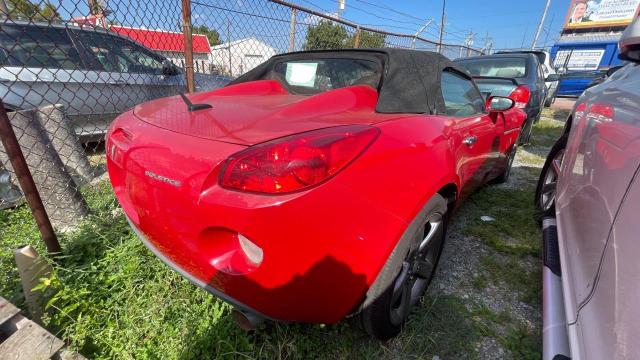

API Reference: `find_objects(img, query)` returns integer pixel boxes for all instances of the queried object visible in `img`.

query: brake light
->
[220,125,380,194]
[509,85,530,109]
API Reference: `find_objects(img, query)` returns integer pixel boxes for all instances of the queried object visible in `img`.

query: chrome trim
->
[542,217,571,360]
[125,216,271,320]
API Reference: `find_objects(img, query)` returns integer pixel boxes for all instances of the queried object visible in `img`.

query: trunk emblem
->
[144,170,182,187]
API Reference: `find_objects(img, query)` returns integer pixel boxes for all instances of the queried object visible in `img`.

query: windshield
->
[271,58,381,95]
[457,57,528,78]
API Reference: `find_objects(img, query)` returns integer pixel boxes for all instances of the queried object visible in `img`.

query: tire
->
[519,118,534,145]
[493,144,517,184]
[360,194,448,340]
[535,136,567,219]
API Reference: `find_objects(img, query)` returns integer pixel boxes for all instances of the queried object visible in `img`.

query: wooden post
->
[288,8,297,52]
[0,105,60,254]
[354,26,361,48]
[181,0,195,93]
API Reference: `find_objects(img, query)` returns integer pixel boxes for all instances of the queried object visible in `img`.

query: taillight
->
[219,125,380,194]
[509,85,530,109]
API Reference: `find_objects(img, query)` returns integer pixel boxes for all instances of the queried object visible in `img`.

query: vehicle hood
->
[133,80,387,146]
[472,76,523,98]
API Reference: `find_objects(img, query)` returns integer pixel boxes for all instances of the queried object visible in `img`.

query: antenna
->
[179,93,212,112]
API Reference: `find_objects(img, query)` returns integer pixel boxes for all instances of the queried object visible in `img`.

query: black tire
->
[544,93,555,108]
[360,194,448,340]
[535,136,567,219]
[519,118,534,145]
[493,144,517,184]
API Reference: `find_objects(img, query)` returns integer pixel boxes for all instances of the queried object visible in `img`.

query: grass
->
[0,119,561,359]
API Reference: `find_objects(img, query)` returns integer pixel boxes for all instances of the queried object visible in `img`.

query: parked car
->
[584,65,624,89]
[554,69,607,97]
[535,17,640,360]
[497,50,559,107]
[0,21,230,141]
[0,166,22,210]
[455,53,557,144]
[106,49,526,340]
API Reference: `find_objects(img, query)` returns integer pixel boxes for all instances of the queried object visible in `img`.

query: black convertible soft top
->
[229,48,470,115]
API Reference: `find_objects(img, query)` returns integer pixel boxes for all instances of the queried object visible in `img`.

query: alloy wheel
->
[540,149,564,212]
[389,213,443,325]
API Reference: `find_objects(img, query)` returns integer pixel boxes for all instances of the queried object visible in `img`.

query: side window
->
[73,31,163,74]
[441,70,486,117]
[0,24,82,69]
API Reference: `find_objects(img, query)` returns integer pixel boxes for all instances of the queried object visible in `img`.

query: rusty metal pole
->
[288,8,297,52]
[354,26,361,48]
[0,105,60,254]
[181,0,195,93]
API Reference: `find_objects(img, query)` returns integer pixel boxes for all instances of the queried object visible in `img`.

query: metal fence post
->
[354,26,361,48]
[288,8,296,52]
[0,104,60,255]
[181,0,195,93]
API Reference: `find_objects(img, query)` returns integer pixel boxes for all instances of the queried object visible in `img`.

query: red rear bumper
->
[106,111,408,323]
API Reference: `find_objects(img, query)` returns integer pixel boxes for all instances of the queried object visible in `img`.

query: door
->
[70,30,183,137]
[556,63,640,324]
[440,70,496,197]
[0,24,86,119]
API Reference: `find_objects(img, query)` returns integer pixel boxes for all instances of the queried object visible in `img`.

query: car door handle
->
[463,136,478,146]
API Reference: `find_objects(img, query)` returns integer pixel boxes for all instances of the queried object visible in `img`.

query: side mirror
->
[545,74,560,82]
[619,17,640,63]
[162,60,178,76]
[487,96,515,112]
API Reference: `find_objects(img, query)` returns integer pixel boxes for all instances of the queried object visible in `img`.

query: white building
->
[211,37,277,77]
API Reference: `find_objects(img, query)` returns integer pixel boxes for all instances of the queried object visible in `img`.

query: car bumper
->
[106,111,408,324]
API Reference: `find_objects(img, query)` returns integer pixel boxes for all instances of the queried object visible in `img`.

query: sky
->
[287,0,573,50]
[56,0,573,53]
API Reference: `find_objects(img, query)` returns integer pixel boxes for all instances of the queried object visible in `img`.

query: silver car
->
[0,21,229,141]
[536,17,640,360]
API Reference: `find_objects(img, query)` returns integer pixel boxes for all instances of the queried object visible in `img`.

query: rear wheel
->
[535,136,567,218]
[493,144,517,184]
[360,194,447,340]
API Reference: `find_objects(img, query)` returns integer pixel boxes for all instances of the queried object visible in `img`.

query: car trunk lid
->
[132,82,382,146]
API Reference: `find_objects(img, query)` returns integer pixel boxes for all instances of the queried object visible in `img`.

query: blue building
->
[550,0,639,96]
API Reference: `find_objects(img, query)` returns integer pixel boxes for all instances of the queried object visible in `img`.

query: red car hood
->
[133,81,387,146]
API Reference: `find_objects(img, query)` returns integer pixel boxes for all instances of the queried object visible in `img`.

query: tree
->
[5,0,61,21]
[348,30,386,48]
[193,25,221,46]
[304,21,387,50]
[304,20,349,50]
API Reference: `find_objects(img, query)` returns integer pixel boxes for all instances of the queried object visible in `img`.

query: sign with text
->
[554,49,606,70]
[564,0,640,29]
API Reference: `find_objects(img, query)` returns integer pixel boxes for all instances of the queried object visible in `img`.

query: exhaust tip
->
[232,308,264,331]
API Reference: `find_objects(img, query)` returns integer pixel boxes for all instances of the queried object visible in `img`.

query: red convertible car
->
[106,49,525,339]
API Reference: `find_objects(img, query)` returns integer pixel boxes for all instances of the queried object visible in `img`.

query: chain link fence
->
[0,0,484,240]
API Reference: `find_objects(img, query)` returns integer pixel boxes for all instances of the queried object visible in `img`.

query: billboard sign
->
[554,49,606,70]
[564,0,640,29]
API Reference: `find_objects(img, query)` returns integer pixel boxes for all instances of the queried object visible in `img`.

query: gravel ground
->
[423,114,565,359]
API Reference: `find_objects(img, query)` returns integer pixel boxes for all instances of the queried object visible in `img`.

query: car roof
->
[496,50,548,64]
[231,48,469,115]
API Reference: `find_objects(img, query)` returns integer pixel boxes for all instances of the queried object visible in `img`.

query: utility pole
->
[542,12,556,48]
[532,0,552,49]
[181,0,195,93]
[437,0,446,53]
[412,19,434,49]
[337,0,345,19]
[464,31,474,57]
